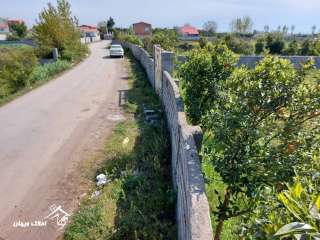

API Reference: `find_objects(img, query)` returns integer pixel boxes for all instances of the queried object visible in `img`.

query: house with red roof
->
[80,25,99,37]
[178,25,200,40]
[80,25,100,43]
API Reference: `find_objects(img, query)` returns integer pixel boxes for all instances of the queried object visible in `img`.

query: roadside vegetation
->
[0,0,88,105]
[34,0,88,61]
[64,52,176,240]
[179,43,320,239]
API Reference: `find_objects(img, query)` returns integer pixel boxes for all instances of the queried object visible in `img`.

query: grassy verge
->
[0,61,72,107]
[64,52,176,240]
[0,46,89,107]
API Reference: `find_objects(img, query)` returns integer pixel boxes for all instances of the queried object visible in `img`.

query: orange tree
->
[202,57,319,239]
[179,44,238,125]
[179,46,320,239]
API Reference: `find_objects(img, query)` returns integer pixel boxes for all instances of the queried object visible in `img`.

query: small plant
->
[30,60,71,83]
[246,164,320,239]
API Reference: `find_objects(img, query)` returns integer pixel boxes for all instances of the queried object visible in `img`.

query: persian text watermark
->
[12,204,70,230]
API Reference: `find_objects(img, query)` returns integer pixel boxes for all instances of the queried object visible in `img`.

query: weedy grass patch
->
[64,52,176,240]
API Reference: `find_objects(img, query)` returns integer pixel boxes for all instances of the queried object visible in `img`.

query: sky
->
[1,0,319,33]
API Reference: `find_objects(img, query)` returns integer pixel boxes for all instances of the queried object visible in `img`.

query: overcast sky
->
[1,0,319,33]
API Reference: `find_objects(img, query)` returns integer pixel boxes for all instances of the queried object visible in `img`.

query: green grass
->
[64,52,176,240]
[30,60,71,82]
[0,44,33,50]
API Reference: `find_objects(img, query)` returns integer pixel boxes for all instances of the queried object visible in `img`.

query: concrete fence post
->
[160,51,174,100]
[161,51,174,75]
[52,48,59,61]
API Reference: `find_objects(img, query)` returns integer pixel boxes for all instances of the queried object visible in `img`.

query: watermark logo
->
[12,204,70,230]
[44,204,70,230]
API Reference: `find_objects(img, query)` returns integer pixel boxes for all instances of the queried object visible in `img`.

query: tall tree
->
[230,16,253,33]
[97,21,107,34]
[203,21,218,36]
[282,25,289,35]
[242,16,253,33]
[107,17,115,32]
[291,25,295,35]
[277,25,281,32]
[312,25,317,37]
[34,0,87,61]
[9,22,27,39]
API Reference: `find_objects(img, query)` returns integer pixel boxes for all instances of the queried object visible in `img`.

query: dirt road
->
[0,40,128,240]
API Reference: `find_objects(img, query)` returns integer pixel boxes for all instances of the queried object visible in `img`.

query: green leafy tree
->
[255,38,265,55]
[34,0,87,61]
[283,40,299,55]
[97,21,107,34]
[203,21,218,36]
[9,22,27,39]
[265,33,285,54]
[300,38,318,56]
[179,44,238,125]
[151,30,177,51]
[107,17,115,32]
[223,34,254,55]
[230,16,253,33]
[202,57,319,239]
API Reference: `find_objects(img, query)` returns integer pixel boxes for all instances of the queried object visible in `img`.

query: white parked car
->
[110,44,124,58]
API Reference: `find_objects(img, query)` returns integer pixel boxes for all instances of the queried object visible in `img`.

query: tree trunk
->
[214,190,231,240]
[214,220,224,240]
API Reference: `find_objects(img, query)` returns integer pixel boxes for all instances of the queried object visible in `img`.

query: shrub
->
[300,38,319,56]
[142,36,153,54]
[283,40,299,55]
[0,48,38,97]
[223,34,254,55]
[125,34,143,46]
[177,42,195,51]
[151,31,177,51]
[255,38,265,55]
[265,33,285,54]
[199,37,209,48]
